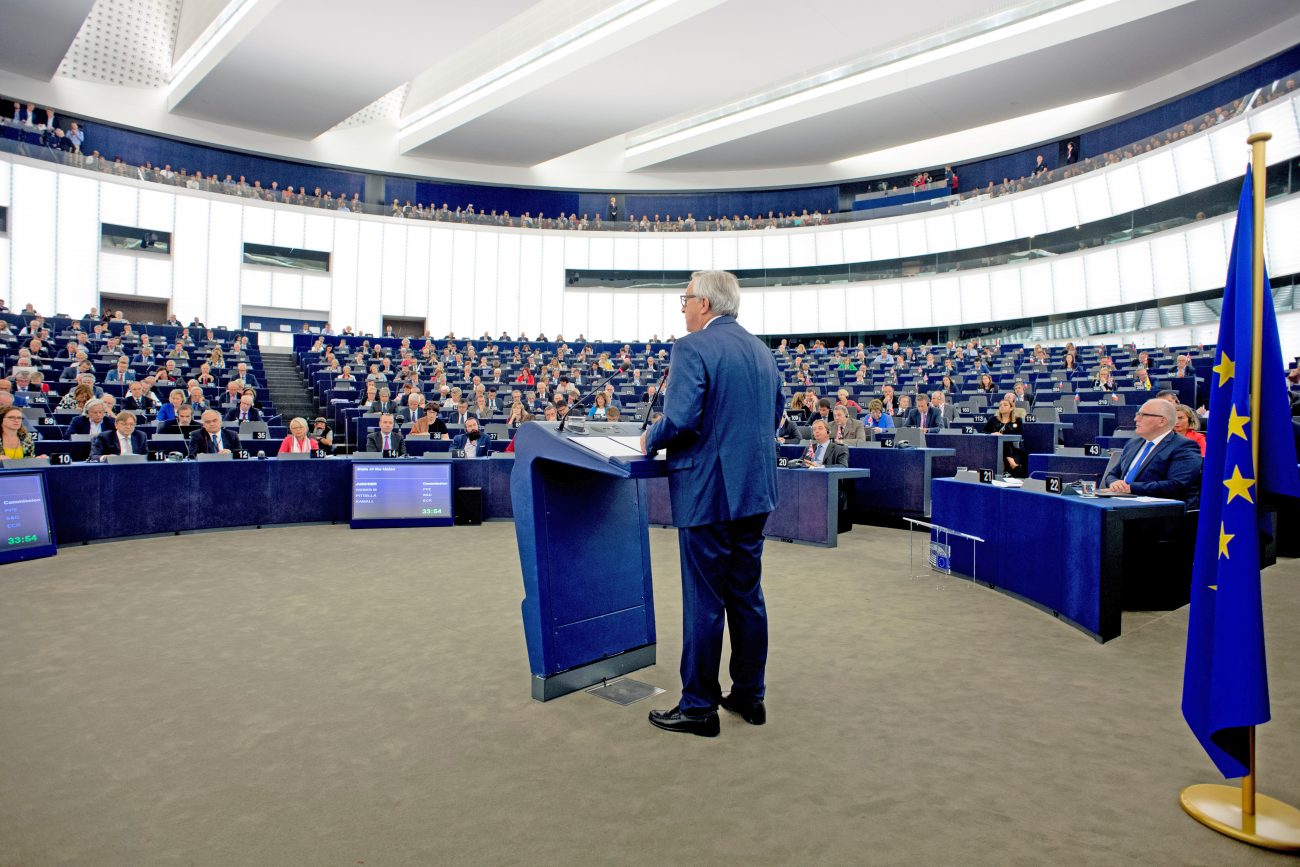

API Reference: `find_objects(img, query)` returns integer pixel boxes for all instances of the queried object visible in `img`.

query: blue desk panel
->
[931,478,1186,641]
[1027,454,1112,481]
[777,444,955,518]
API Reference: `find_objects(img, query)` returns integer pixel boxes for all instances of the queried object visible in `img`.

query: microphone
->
[558,363,627,432]
[256,450,266,459]
[640,366,670,432]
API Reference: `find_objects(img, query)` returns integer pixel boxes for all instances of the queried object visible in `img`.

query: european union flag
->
[1181,165,1300,778]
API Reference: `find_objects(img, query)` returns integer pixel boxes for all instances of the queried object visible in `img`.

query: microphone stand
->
[558,364,627,432]
[640,366,669,432]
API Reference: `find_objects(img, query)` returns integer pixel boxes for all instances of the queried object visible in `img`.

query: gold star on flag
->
[1212,352,1235,387]
[1223,465,1255,504]
[1218,523,1233,559]
[1225,405,1249,442]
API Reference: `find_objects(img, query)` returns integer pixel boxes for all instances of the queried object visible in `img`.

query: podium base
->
[1180,784,1300,851]
[531,644,657,702]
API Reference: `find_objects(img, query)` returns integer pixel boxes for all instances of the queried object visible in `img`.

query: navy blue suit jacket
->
[645,315,784,527]
[450,433,492,457]
[65,416,112,438]
[89,430,148,459]
[1101,433,1202,509]
[186,428,241,459]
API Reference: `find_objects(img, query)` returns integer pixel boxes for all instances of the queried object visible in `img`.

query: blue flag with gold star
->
[1181,165,1300,779]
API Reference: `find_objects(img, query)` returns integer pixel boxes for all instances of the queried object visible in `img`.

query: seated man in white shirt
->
[89,411,147,460]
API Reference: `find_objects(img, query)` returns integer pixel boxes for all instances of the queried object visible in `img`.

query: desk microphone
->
[558,363,627,432]
[640,366,669,432]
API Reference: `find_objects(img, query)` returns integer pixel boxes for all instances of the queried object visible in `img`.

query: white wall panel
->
[1104,163,1144,216]
[711,236,738,271]
[660,293,682,339]
[842,226,870,262]
[613,236,639,269]
[270,271,301,310]
[989,269,1022,321]
[304,213,334,254]
[1173,136,1216,194]
[1040,185,1079,233]
[982,202,1015,244]
[587,291,614,340]
[240,268,271,308]
[426,227,453,337]
[0,161,10,206]
[845,285,874,332]
[736,236,762,270]
[55,173,99,316]
[869,223,899,260]
[11,165,57,314]
[1049,257,1085,314]
[637,291,664,340]
[472,231,498,335]
[494,233,520,338]
[589,236,614,271]
[1139,151,1179,203]
[1265,196,1300,276]
[449,229,476,337]
[272,209,306,250]
[1072,175,1112,225]
[302,274,331,314]
[1117,242,1155,303]
[380,223,407,316]
[1083,247,1120,310]
[241,205,273,245]
[611,291,637,343]
[761,234,789,268]
[873,283,903,332]
[897,219,927,258]
[136,256,171,300]
[564,235,589,270]
[924,214,956,254]
[814,229,843,266]
[172,196,209,319]
[404,227,431,324]
[562,290,587,340]
[639,236,663,271]
[516,234,542,338]
[761,289,792,335]
[98,254,135,297]
[1208,123,1249,182]
[539,235,566,337]
[99,183,138,227]
[957,273,991,324]
[687,236,713,270]
[928,276,961,327]
[1019,262,1053,317]
[1185,221,1229,292]
[137,189,175,231]
[789,288,819,333]
[205,200,242,327]
[0,237,9,301]
[1250,101,1300,160]
[329,218,361,332]
[1150,233,1190,298]
[1011,195,1046,239]
[817,286,846,331]
[952,207,986,250]
[788,232,816,268]
[901,284,932,329]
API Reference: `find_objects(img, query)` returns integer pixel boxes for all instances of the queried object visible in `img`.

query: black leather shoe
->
[648,706,720,737]
[719,693,766,726]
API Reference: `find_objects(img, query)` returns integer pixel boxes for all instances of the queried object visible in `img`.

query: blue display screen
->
[0,472,57,564]
[350,462,454,528]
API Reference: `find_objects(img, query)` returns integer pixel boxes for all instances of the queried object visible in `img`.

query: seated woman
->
[786,393,810,422]
[58,383,95,413]
[278,417,318,454]
[835,388,862,417]
[1174,403,1206,456]
[155,388,186,423]
[976,373,997,394]
[587,391,610,419]
[982,398,1026,476]
[1094,368,1116,391]
[862,399,894,431]
[357,381,379,408]
[939,374,956,395]
[0,405,37,460]
[65,399,113,438]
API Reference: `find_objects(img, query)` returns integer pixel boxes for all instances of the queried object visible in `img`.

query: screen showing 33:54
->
[0,472,57,564]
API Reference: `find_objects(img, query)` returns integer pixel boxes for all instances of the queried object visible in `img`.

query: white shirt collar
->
[701,315,719,330]
[1144,430,1172,450]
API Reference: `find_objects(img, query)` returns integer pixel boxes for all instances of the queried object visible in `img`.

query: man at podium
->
[641,270,784,737]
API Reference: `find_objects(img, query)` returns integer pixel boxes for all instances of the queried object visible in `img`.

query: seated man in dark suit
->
[157,404,201,438]
[365,413,406,456]
[903,393,944,431]
[1101,399,1202,508]
[89,411,148,460]
[451,416,492,458]
[801,419,849,467]
[187,409,241,458]
[224,392,262,422]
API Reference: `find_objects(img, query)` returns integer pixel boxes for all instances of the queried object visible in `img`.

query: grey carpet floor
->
[1,522,1297,867]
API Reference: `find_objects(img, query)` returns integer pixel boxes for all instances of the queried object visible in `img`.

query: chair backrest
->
[276,451,311,460]
[1030,405,1059,422]
[69,433,94,441]
[238,420,269,435]
[893,426,924,447]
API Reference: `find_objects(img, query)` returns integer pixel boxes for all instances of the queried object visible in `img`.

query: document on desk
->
[1130,496,1181,503]
[572,436,647,460]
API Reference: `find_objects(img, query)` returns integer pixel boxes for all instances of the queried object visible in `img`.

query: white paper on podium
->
[572,436,645,460]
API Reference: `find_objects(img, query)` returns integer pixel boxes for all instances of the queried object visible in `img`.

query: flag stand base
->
[1180,784,1300,851]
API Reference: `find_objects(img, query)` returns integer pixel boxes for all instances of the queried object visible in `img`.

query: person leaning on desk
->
[802,419,849,467]
[1100,399,1202,508]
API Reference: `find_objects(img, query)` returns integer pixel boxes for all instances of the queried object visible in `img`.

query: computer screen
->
[0,472,57,564]
[350,461,454,528]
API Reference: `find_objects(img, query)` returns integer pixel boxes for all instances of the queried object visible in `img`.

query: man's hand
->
[640,431,648,455]
[1108,480,1130,494]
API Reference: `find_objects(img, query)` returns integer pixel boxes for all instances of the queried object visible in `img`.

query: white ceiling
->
[0,0,1297,188]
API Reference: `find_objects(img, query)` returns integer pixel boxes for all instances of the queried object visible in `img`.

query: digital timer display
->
[0,472,56,564]
[350,462,453,528]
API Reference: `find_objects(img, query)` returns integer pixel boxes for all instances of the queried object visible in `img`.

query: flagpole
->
[1180,131,1300,852]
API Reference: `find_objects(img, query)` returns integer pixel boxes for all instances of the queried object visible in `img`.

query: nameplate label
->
[234,449,250,460]
[252,430,268,440]
[777,456,790,468]
[979,468,994,484]
[147,450,165,461]
[963,426,977,435]
[1085,443,1102,456]
[451,449,467,459]
[51,452,72,465]
[1045,474,1063,494]
[381,449,397,458]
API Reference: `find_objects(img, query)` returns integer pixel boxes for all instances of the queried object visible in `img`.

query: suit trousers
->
[676,511,769,712]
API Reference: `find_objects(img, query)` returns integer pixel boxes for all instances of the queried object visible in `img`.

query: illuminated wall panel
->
[637,291,665,341]
[204,199,242,327]
[845,284,874,332]
[788,232,816,268]
[842,225,870,261]
[1184,221,1228,293]
[587,291,614,340]
[901,283,933,328]
[1117,242,1155,303]
[561,289,587,340]
[55,173,99,316]
[11,165,57,314]
[380,222,407,316]
[564,235,589,270]
[1083,247,1121,309]
[472,231,498,335]
[638,236,663,271]
[302,274,331,314]
[660,237,687,271]
[1072,175,1112,225]
[924,214,956,254]
[1208,124,1249,182]
[1173,136,1216,194]
[789,287,819,333]
[611,291,637,343]
[1139,151,1179,203]
[1019,262,1053,317]
[1104,164,1144,216]
[952,207,986,249]
[426,227,454,337]
[448,229,476,337]
[354,221,385,334]
[989,269,1022,321]
[1150,234,1190,298]
[98,254,135,297]
[761,234,789,268]
[270,271,301,310]
[404,227,431,325]
[711,236,738,271]
[516,234,542,338]
[613,236,639,269]
[241,205,273,244]
[981,201,1015,244]
[1040,185,1079,233]
[0,237,10,300]
[759,288,791,335]
[928,276,961,327]
[957,273,992,324]
[240,268,271,308]
[538,235,566,337]
[868,223,899,260]
[494,233,520,338]
[137,189,175,231]
[873,283,903,332]
[588,236,614,271]
[99,183,137,226]
[897,219,927,257]
[814,229,843,266]
[688,236,713,269]
[1049,257,1085,314]
[659,293,682,339]
[1011,196,1046,239]
[0,161,10,206]
[303,214,334,255]
[329,217,360,334]
[136,255,172,300]
[736,236,762,270]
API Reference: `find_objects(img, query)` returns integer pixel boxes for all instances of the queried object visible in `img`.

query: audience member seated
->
[930,390,958,425]
[225,392,262,422]
[369,387,399,416]
[1174,404,1206,456]
[0,405,37,460]
[451,417,492,458]
[982,398,1026,477]
[89,412,147,460]
[409,404,449,438]
[66,399,113,438]
[775,412,800,443]
[830,405,867,445]
[1100,400,1202,508]
[365,413,406,455]
[309,417,335,453]
[1094,368,1116,391]
[278,417,318,454]
[862,400,894,431]
[104,356,135,383]
[801,419,849,468]
[121,381,158,415]
[808,398,834,430]
[157,404,200,438]
[187,410,241,458]
[446,400,476,427]
[156,388,186,422]
[975,374,997,395]
[58,383,94,413]
[904,393,944,431]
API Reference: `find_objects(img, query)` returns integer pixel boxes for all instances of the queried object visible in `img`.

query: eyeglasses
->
[1135,412,1165,419]
[679,294,700,310]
